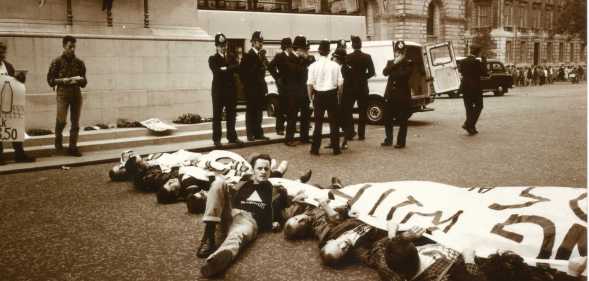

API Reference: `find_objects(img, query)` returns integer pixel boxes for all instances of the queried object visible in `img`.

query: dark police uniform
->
[209,33,240,146]
[240,31,269,140]
[459,48,487,135]
[342,36,375,140]
[382,41,413,147]
[283,36,311,145]
[268,38,292,135]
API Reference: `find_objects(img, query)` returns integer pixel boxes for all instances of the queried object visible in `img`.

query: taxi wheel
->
[366,99,385,125]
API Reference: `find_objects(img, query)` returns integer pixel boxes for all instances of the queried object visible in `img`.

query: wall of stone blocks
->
[1,36,212,130]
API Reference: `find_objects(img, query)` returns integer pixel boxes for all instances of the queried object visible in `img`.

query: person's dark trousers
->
[342,92,368,139]
[0,142,27,159]
[383,101,409,145]
[212,93,237,143]
[275,87,288,134]
[246,98,265,138]
[55,91,82,149]
[311,90,340,153]
[462,94,483,130]
[285,95,310,142]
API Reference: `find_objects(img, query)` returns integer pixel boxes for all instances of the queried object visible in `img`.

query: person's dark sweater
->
[232,180,275,231]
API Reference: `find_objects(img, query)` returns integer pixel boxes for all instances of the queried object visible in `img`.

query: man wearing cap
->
[209,33,243,148]
[240,31,270,142]
[0,41,35,165]
[268,37,293,135]
[307,40,343,155]
[283,35,311,146]
[342,36,375,141]
[459,44,488,135]
[381,41,413,148]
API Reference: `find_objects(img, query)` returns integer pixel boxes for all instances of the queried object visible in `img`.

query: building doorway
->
[533,42,539,65]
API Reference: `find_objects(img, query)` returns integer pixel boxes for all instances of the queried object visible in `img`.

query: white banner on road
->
[0,75,25,142]
[271,179,587,272]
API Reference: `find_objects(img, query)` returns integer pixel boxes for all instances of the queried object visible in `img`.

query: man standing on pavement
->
[47,35,87,157]
[381,41,413,148]
[284,36,311,147]
[459,44,487,136]
[307,40,343,155]
[342,36,375,141]
[240,31,270,141]
[0,41,35,165]
[196,154,285,277]
[208,33,243,148]
[268,37,293,136]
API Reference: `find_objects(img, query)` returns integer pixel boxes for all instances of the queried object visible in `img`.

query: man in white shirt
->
[307,40,344,155]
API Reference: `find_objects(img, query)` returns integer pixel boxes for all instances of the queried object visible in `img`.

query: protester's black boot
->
[299,169,312,183]
[197,222,217,258]
[331,177,343,189]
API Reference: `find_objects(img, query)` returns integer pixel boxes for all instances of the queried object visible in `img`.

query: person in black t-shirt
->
[197,154,287,277]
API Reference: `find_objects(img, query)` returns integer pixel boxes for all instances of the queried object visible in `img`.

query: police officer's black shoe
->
[394,144,405,149]
[341,140,349,150]
[255,136,270,141]
[333,149,342,155]
[358,136,365,141]
[213,141,222,148]
[14,153,36,163]
[285,141,297,147]
[381,140,392,146]
[68,147,83,157]
[228,138,244,146]
[462,125,476,136]
[310,150,319,156]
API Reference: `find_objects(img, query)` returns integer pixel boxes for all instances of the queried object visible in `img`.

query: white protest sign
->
[140,118,177,133]
[0,75,25,142]
[278,180,587,273]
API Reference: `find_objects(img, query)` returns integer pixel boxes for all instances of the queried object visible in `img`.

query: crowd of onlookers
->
[505,64,586,87]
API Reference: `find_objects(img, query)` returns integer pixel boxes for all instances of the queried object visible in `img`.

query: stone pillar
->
[67,0,73,25]
[144,0,150,28]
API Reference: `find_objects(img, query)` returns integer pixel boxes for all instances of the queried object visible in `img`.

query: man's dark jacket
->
[345,50,375,95]
[240,49,268,107]
[208,53,239,97]
[458,55,487,97]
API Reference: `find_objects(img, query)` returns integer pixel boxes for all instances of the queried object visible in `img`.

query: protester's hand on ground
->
[400,226,425,241]
[568,256,587,276]
[461,248,476,264]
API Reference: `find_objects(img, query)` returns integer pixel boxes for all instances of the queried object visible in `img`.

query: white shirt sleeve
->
[307,63,315,86]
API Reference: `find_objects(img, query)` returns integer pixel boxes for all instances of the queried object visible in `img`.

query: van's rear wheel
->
[448,91,459,98]
[367,99,385,125]
[494,86,505,96]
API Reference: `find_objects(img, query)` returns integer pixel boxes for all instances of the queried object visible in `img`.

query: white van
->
[264,40,461,124]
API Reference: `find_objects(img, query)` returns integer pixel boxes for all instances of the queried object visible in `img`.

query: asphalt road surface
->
[0,83,585,281]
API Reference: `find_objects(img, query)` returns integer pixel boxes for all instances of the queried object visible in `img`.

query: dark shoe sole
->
[201,249,233,277]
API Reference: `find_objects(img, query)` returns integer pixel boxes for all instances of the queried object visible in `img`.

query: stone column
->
[144,0,150,28]
[67,0,73,25]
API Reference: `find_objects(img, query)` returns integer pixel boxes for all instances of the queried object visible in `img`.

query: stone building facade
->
[463,0,585,66]
[362,0,468,56]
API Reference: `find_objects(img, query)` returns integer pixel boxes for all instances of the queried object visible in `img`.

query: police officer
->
[209,33,243,148]
[307,40,343,155]
[342,36,375,141]
[381,41,413,148]
[283,35,311,146]
[268,37,292,135]
[459,44,487,135]
[240,31,270,141]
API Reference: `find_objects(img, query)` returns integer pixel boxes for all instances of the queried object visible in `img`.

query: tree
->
[555,0,586,44]
[471,29,497,58]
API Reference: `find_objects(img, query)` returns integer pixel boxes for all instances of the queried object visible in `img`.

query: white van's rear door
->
[424,42,460,94]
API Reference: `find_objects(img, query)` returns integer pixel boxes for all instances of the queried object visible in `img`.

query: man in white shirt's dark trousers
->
[307,40,344,155]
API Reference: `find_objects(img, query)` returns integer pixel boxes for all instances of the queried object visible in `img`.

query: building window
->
[506,41,512,63]
[478,4,492,27]
[570,43,575,62]
[516,4,526,27]
[520,41,527,63]
[504,1,513,26]
[547,42,553,62]
[559,42,564,61]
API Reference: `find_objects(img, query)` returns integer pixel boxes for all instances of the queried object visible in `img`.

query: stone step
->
[23,117,274,147]
[3,124,277,160]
